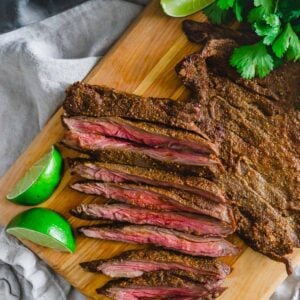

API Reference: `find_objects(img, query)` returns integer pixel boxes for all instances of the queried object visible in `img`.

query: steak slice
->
[63,82,207,137]
[71,181,234,224]
[62,130,222,177]
[71,203,234,237]
[78,224,240,257]
[97,271,226,299]
[80,248,230,279]
[62,116,219,155]
[68,158,226,203]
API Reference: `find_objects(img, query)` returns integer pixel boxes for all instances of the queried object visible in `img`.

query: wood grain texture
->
[0,1,299,299]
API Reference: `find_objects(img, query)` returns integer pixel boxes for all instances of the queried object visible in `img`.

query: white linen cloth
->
[0,0,298,299]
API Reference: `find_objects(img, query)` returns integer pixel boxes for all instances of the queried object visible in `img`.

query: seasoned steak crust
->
[63,82,206,137]
[178,21,300,273]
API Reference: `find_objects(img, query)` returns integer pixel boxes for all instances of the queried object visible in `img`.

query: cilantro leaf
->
[286,44,300,61]
[272,23,300,60]
[234,0,243,21]
[230,42,274,79]
[203,2,233,24]
[233,0,249,22]
[254,14,281,45]
[265,13,280,26]
[248,6,265,23]
[217,0,235,10]
[254,0,274,14]
[201,0,300,79]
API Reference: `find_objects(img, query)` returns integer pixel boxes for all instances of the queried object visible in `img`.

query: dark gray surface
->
[0,0,88,33]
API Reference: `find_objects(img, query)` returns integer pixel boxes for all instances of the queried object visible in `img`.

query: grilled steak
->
[62,130,222,178]
[78,224,240,257]
[97,270,226,299]
[71,203,234,236]
[80,248,230,279]
[62,116,219,155]
[177,21,300,272]
[62,18,300,272]
[69,158,226,203]
[71,181,234,224]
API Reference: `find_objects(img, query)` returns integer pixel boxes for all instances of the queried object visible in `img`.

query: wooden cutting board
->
[0,1,299,299]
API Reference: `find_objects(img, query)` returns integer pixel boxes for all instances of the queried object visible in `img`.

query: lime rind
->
[6,228,74,253]
[161,0,215,17]
[6,208,76,253]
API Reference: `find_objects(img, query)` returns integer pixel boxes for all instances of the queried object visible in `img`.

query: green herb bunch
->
[203,0,300,79]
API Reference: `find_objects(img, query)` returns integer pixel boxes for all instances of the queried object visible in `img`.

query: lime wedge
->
[6,146,63,205]
[161,0,214,17]
[6,208,76,253]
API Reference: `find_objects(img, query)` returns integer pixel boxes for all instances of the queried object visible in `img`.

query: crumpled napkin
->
[0,229,70,299]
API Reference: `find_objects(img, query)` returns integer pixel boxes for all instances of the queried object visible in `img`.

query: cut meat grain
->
[71,181,234,224]
[71,203,234,237]
[78,224,240,257]
[97,270,226,299]
[62,116,219,155]
[68,158,226,203]
[62,130,222,178]
[80,248,230,279]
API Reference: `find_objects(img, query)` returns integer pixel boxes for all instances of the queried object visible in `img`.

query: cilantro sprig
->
[203,0,300,78]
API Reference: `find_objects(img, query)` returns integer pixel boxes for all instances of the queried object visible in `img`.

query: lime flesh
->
[6,208,76,253]
[6,146,63,205]
[161,0,214,17]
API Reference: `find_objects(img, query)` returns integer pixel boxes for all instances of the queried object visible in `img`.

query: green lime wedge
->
[6,146,63,205]
[161,0,214,17]
[6,208,76,253]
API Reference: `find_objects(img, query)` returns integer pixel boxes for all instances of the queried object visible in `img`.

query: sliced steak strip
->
[71,181,234,224]
[62,130,222,178]
[63,82,206,136]
[80,248,230,279]
[62,116,219,155]
[72,181,177,211]
[71,203,234,237]
[78,224,240,257]
[97,271,226,299]
[69,158,226,203]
